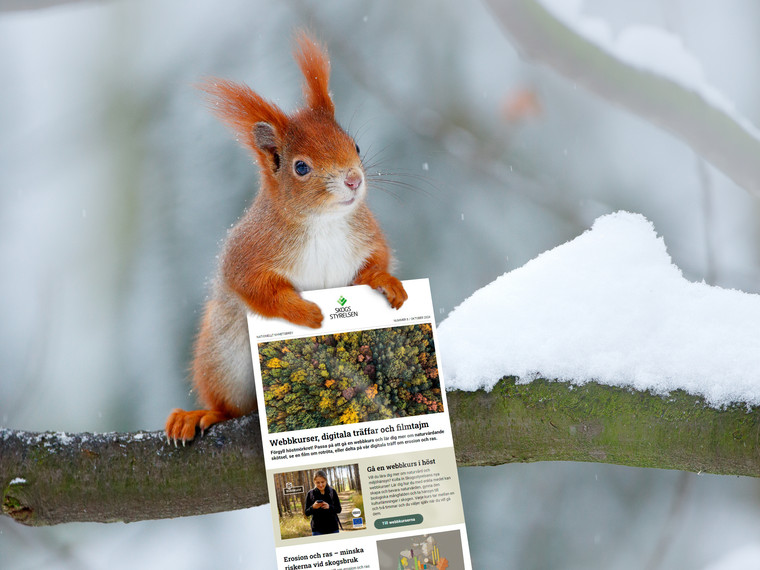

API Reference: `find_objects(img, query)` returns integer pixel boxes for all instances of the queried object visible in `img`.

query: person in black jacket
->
[304,470,342,535]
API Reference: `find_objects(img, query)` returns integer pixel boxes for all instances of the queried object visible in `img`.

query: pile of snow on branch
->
[439,211,760,407]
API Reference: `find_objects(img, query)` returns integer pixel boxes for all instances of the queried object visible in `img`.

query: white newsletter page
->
[248,279,472,570]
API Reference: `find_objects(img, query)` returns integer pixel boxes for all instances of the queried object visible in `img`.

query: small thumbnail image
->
[376,530,465,570]
[273,463,366,540]
[259,324,443,433]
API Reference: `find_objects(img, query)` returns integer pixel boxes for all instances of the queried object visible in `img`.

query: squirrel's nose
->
[344,169,363,191]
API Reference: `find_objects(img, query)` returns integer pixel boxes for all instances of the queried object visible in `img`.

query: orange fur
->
[165,30,406,444]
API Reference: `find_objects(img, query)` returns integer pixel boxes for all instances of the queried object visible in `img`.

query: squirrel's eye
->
[354,143,361,156]
[294,160,311,176]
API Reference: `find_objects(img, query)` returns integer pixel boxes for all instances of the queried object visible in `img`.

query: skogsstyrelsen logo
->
[331,296,358,320]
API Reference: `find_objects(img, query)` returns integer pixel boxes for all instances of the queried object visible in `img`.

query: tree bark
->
[449,377,760,475]
[1,414,268,526]
[484,0,760,198]
[3,377,759,526]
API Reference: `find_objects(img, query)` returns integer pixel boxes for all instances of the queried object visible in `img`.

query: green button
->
[374,514,424,529]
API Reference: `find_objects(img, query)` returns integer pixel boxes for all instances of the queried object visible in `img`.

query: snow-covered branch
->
[439,213,760,407]
[484,0,760,198]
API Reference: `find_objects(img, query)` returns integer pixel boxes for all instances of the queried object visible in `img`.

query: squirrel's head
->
[202,31,365,216]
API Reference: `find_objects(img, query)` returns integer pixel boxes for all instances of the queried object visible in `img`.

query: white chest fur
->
[287,213,369,292]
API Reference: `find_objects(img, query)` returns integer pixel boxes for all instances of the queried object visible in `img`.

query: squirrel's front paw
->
[378,275,407,309]
[165,408,229,445]
[285,299,324,328]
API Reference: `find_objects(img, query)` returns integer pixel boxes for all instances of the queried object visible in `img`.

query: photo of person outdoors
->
[273,464,365,540]
[304,470,342,536]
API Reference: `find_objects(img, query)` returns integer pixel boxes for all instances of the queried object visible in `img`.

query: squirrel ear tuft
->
[199,79,288,158]
[293,30,335,115]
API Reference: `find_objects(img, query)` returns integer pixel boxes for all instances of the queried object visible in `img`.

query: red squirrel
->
[165,31,407,443]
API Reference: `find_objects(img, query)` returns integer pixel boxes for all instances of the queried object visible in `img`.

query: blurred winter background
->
[1,0,759,568]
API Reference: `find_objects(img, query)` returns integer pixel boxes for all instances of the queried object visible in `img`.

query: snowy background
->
[1,0,760,568]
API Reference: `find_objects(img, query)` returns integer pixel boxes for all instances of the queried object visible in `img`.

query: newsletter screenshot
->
[248,279,472,570]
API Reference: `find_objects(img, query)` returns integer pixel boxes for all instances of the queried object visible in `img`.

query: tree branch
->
[1,415,268,526]
[448,377,760,475]
[484,0,760,198]
[3,377,759,526]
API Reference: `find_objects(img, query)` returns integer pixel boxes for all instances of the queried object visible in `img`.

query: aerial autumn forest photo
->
[259,324,443,432]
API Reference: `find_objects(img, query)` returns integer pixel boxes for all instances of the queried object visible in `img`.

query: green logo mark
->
[337,296,347,306]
